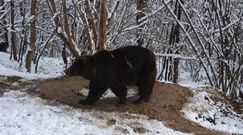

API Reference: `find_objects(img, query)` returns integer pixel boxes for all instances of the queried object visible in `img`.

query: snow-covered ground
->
[0,52,189,135]
[0,52,65,79]
[182,90,243,134]
[0,90,188,135]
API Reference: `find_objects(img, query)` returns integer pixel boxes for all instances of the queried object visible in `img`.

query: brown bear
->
[65,46,157,105]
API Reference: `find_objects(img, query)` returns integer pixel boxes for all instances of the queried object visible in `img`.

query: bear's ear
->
[81,56,93,66]
[78,56,87,64]
[81,51,87,56]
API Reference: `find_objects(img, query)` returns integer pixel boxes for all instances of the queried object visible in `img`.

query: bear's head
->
[65,55,95,80]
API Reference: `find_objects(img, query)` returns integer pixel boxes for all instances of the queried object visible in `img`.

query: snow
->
[76,88,138,99]
[182,91,243,134]
[155,53,195,60]
[178,71,209,89]
[0,52,64,79]
[0,90,188,135]
[137,0,171,23]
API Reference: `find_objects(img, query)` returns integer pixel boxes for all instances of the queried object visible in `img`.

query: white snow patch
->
[76,88,138,99]
[182,91,243,134]
[178,79,208,89]
[178,69,209,89]
[0,52,64,79]
[0,90,189,135]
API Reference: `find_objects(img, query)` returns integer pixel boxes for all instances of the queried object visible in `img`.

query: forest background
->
[0,0,242,100]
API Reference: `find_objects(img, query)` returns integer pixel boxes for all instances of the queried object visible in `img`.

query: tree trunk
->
[97,0,107,51]
[62,0,80,58]
[25,0,37,72]
[136,0,148,46]
[0,0,9,52]
[46,0,80,59]
[167,0,183,83]
[84,0,98,50]
[10,0,17,60]
[18,0,27,66]
[73,0,96,54]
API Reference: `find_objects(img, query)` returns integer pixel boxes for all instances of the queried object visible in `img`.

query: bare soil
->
[0,76,226,135]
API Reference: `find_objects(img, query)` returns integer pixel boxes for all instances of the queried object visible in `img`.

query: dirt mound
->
[25,76,223,135]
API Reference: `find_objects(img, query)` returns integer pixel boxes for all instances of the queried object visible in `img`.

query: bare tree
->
[97,0,107,51]
[46,0,80,59]
[10,0,17,60]
[169,0,183,83]
[136,0,148,46]
[25,0,37,72]
[84,0,98,51]
[0,0,8,52]
[62,0,80,58]
[18,0,27,66]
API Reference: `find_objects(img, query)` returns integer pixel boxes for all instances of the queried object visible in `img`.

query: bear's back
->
[111,46,155,66]
[111,46,151,58]
[109,46,156,84]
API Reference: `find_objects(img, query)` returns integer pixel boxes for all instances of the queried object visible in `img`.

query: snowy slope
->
[0,90,189,135]
[182,90,243,134]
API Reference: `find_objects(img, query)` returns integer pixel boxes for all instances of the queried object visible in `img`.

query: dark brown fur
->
[65,46,157,105]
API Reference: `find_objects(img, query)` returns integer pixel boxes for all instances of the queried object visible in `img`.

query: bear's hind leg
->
[134,82,154,104]
[135,70,156,104]
[111,85,127,105]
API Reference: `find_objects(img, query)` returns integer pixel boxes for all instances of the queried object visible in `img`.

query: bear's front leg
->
[79,80,108,105]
